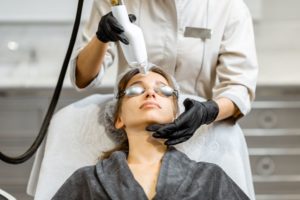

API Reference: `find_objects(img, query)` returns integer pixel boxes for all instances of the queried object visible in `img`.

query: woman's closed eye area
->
[118,84,178,98]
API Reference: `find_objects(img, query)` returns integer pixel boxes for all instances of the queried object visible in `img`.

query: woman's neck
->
[125,127,166,199]
[126,127,167,165]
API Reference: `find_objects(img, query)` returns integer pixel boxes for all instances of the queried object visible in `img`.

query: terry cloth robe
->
[52,147,250,200]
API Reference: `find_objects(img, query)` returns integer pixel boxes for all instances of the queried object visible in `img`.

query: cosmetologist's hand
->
[96,12,136,44]
[146,98,219,145]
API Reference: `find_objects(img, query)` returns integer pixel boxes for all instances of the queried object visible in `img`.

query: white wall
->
[253,0,300,85]
[0,0,119,88]
[0,0,93,22]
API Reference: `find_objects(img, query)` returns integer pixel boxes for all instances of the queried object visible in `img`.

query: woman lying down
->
[52,66,250,200]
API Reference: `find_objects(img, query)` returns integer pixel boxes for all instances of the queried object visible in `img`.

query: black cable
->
[0,0,84,164]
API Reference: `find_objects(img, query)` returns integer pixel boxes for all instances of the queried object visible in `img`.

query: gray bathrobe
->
[52,147,249,200]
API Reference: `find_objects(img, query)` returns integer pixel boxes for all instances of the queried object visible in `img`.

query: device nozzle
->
[138,64,148,75]
[128,62,149,75]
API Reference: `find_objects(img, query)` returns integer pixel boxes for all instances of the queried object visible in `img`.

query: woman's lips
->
[140,101,161,109]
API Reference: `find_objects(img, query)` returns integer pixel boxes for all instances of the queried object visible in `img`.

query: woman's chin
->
[141,111,174,123]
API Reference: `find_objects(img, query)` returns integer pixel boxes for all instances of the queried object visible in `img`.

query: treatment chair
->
[27,94,255,200]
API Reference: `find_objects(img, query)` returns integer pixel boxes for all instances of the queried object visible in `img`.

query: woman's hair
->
[101,66,179,159]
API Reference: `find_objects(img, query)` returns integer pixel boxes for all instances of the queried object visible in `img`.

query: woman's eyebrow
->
[155,80,168,86]
[127,81,142,87]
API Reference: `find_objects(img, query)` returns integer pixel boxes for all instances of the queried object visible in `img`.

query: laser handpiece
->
[111,0,148,74]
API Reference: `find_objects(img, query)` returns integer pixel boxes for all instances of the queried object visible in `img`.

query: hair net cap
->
[102,99,126,143]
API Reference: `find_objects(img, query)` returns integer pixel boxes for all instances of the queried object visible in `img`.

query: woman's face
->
[115,71,177,130]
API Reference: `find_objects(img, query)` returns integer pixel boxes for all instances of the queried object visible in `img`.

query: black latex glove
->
[96,12,136,44]
[146,98,219,146]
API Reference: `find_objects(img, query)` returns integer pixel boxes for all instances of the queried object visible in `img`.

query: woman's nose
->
[145,88,156,98]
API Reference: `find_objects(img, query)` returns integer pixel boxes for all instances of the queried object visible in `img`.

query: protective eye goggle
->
[117,85,178,99]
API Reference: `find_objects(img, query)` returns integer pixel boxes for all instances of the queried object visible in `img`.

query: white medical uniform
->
[28,0,258,199]
[70,0,258,116]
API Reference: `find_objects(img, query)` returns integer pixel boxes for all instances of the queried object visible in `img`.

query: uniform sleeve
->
[69,0,117,91]
[213,166,250,200]
[213,0,258,118]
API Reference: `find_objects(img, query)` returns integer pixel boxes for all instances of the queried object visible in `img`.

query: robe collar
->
[95,147,197,200]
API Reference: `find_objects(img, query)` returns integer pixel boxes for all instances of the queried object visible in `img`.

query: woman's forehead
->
[127,71,169,86]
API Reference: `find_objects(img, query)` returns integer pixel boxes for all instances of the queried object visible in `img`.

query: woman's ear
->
[115,115,124,129]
